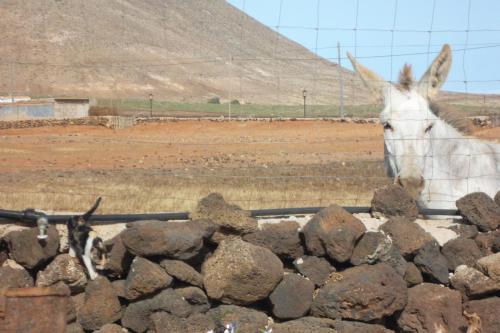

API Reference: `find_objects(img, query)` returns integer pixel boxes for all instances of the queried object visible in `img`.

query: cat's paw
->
[89,271,99,280]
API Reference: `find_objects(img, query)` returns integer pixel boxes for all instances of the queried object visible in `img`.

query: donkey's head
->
[347,44,452,198]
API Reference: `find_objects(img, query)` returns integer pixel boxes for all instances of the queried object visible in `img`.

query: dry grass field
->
[0,120,498,214]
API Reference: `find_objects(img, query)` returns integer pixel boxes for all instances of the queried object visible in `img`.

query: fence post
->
[337,42,344,118]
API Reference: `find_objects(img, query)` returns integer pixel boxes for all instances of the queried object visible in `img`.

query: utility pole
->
[149,93,153,117]
[302,89,307,117]
[337,42,344,118]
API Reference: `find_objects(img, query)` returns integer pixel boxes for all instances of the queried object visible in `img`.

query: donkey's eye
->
[383,122,393,131]
[424,124,434,133]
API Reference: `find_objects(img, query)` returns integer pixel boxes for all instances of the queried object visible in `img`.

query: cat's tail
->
[82,197,102,220]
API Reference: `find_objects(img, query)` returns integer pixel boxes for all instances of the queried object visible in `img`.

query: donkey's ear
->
[418,44,452,99]
[347,52,389,102]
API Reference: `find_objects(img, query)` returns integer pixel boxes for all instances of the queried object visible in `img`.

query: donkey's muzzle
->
[395,175,425,198]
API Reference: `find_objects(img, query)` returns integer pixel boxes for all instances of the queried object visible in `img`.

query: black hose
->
[0,206,459,225]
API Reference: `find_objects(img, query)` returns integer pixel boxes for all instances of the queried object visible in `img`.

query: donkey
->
[347,44,500,210]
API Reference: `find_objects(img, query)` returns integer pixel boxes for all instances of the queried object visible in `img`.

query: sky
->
[226,0,500,94]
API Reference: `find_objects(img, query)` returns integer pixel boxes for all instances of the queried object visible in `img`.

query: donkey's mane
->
[428,101,473,135]
[396,64,414,92]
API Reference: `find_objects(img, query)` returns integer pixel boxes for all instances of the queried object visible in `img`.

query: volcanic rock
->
[202,238,283,305]
[371,184,419,220]
[397,283,466,333]
[311,263,407,322]
[456,192,500,232]
[269,273,314,319]
[302,205,365,263]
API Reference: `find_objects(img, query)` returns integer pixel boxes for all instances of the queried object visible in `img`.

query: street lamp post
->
[302,89,307,118]
[149,93,153,117]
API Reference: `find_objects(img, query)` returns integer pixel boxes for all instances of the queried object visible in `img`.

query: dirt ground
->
[0,120,498,213]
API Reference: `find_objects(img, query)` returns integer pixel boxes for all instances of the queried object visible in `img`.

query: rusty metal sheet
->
[0,286,69,333]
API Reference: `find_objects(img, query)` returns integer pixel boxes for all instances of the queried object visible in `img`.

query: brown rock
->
[293,255,336,286]
[274,316,394,333]
[121,220,214,260]
[302,205,366,263]
[66,322,85,333]
[476,253,500,282]
[404,262,423,287]
[441,237,483,271]
[160,259,203,288]
[464,297,500,333]
[77,277,122,331]
[103,236,133,278]
[0,260,34,291]
[475,230,500,256]
[243,221,304,260]
[456,192,500,232]
[150,312,215,333]
[494,191,500,207]
[311,263,407,322]
[111,279,126,298]
[175,286,210,313]
[397,283,466,333]
[202,238,283,305]
[190,193,258,234]
[269,273,315,319]
[94,323,128,333]
[450,265,500,297]
[124,257,172,300]
[207,305,268,333]
[121,288,193,333]
[36,254,88,293]
[371,184,419,220]
[380,218,434,258]
[413,240,449,284]
[350,232,387,265]
[4,226,59,269]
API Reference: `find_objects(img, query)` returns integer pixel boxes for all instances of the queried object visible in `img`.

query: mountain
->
[0,0,371,104]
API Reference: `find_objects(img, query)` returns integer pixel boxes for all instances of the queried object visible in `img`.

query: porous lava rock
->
[77,277,122,331]
[456,192,500,232]
[371,184,419,220]
[243,220,304,259]
[293,255,336,286]
[413,240,449,284]
[0,260,34,291]
[441,237,483,271]
[397,283,466,333]
[202,238,283,305]
[190,192,258,234]
[3,226,59,269]
[160,259,203,288]
[476,252,500,282]
[121,288,193,333]
[207,305,268,333]
[269,273,314,319]
[150,312,215,333]
[121,219,215,260]
[464,297,500,333]
[379,218,434,258]
[450,265,500,298]
[311,263,407,322]
[302,205,365,263]
[36,254,88,293]
[124,257,173,300]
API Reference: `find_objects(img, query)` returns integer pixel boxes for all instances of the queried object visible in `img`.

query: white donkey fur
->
[348,44,500,209]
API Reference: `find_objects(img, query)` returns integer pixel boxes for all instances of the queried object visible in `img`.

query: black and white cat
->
[67,197,107,280]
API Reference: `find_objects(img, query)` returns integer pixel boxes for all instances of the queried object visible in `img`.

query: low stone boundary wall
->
[0,189,499,332]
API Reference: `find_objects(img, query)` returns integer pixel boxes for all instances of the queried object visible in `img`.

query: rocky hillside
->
[0,0,370,104]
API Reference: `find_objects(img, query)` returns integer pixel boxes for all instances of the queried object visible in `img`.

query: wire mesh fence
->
[0,0,499,213]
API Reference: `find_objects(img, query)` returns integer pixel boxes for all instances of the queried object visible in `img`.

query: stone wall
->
[0,190,499,333]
